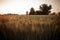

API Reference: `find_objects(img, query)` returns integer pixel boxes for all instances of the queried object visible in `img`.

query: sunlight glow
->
[0,0,60,14]
[0,0,44,14]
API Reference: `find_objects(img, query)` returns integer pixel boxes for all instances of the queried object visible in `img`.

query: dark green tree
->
[51,12,56,15]
[26,11,28,15]
[29,7,36,15]
[58,12,60,15]
[39,4,52,15]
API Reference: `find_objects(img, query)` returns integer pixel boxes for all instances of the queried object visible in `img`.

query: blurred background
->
[0,0,60,14]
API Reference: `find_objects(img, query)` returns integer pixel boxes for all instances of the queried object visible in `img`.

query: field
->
[0,15,60,40]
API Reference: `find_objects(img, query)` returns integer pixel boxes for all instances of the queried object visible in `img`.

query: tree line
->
[26,4,60,15]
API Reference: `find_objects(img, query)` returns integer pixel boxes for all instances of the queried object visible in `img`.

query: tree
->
[58,12,60,15]
[51,12,56,15]
[26,11,28,15]
[39,4,52,15]
[29,7,36,15]
[36,10,42,15]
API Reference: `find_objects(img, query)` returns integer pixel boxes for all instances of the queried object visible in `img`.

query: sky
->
[0,0,60,14]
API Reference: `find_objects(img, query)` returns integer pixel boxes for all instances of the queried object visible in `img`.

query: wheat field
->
[0,15,60,40]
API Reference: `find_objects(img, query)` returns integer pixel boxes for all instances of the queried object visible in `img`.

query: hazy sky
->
[0,0,60,14]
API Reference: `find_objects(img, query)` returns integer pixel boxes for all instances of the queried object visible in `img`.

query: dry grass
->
[0,15,60,40]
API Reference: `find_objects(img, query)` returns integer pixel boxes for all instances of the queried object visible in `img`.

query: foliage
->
[58,12,60,15]
[51,12,56,15]
[39,4,52,15]
[28,4,52,15]
[29,7,36,15]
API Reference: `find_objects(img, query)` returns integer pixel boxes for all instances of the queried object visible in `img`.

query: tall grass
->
[0,15,60,40]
